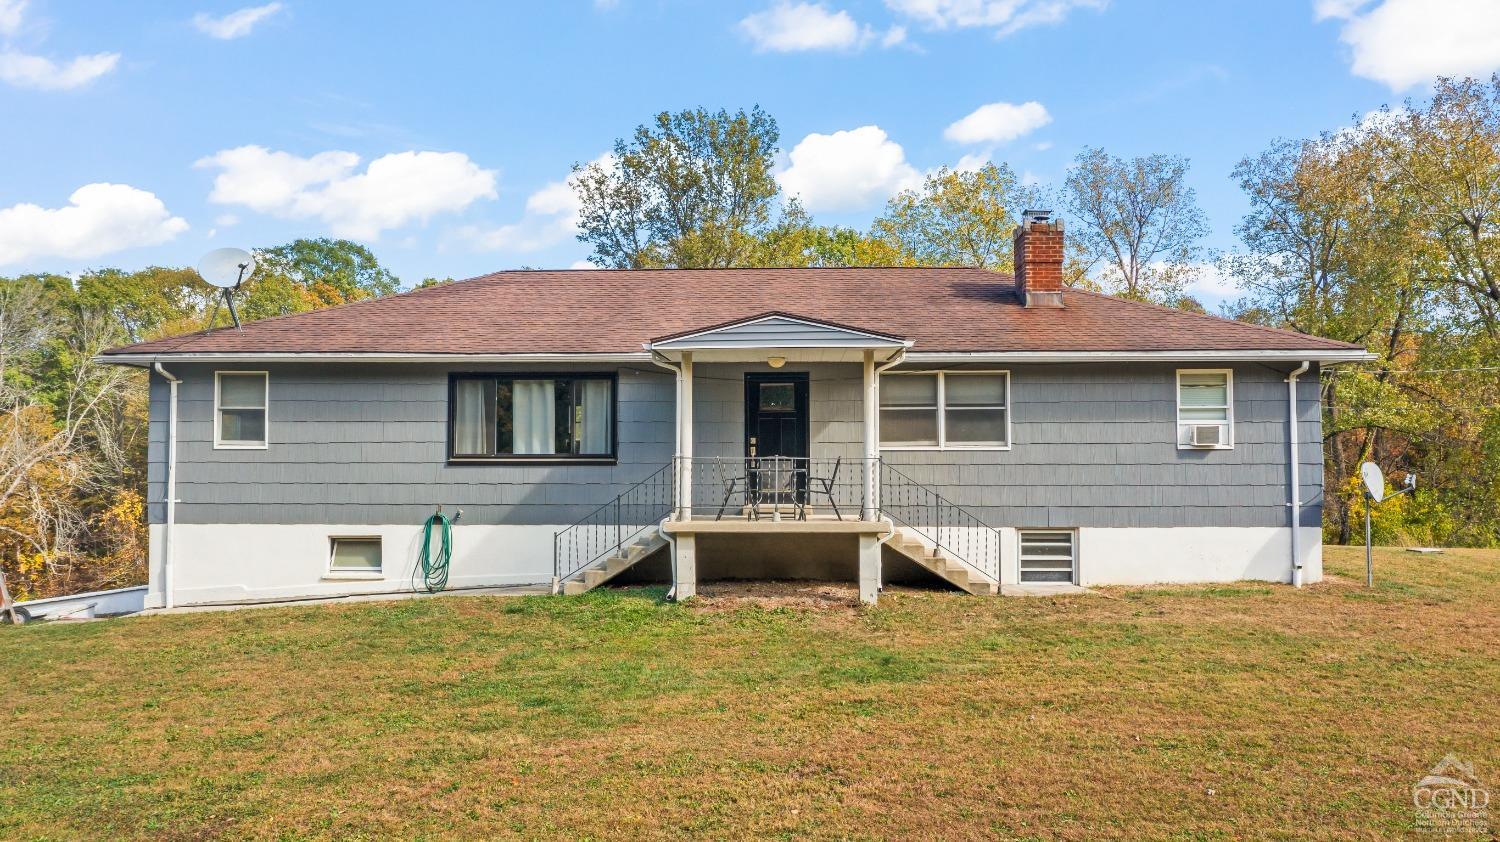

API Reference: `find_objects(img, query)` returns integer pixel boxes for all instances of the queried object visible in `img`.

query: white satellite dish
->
[196,248,256,331]
[1360,461,1385,501]
[197,247,256,289]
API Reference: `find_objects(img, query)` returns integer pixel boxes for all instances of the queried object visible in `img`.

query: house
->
[101,212,1371,607]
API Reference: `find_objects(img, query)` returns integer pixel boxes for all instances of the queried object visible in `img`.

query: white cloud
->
[197,145,497,240]
[0,183,188,265]
[954,151,991,172]
[1184,263,1238,300]
[457,155,608,254]
[1318,0,1500,90]
[740,2,865,52]
[0,50,118,90]
[192,3,283,39]
[777,126,921,211]
[0,0,26,36]
[944,101,1051,144]
[0,0,120,90]
[881,24,907,47]
[886,0,1107,37]
[568,259,598,269]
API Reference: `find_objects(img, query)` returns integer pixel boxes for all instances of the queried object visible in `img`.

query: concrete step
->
[889,530,995,596]
[560,534,668,595]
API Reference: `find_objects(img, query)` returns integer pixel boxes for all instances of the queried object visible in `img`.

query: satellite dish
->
[197,248,255,332]
[197,247,256,289]
[1360,461,1385,501]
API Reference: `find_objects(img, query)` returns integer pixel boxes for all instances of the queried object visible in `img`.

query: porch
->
[552,313,1006,603]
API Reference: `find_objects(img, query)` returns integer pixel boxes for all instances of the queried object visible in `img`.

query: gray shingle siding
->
[147,360,1321,530]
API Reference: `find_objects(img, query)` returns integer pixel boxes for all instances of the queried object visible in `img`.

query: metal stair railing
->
[553,463,674,589]
[878,461,1002,583]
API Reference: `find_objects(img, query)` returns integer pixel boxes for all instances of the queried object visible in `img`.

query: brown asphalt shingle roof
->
[103,267,1361,356]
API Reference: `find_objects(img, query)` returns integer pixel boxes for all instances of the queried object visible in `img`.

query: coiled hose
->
[417,511,452,593]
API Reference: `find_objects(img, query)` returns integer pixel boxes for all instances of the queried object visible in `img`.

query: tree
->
[248,238,400,318]
[1227,76,1500,548]
[1062,148,1209,304]
[871,163,1035,271]
[572,106,786,268]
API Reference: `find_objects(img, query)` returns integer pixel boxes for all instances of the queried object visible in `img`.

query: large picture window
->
[450,374,615,461]
[880,372,1010,449]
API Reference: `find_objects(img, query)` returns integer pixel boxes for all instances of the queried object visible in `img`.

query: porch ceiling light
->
[767,356,787,368]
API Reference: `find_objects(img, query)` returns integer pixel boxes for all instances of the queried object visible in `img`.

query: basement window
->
[214,371,268,449]
[450,374,616,462]
[880,371,1010,449]
[329,537,383,574]
[1019,530,1076,584]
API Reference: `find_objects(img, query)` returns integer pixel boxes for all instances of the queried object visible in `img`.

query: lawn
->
[2,546,1496,840]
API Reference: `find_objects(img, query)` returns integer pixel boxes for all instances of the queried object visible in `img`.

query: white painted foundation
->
[146,522,1322,607]
[146,523,564,608]
[1075,527,1323,586]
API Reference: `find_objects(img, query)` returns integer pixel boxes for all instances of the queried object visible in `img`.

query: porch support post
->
[674,533,697,600]
[858,533,880,604]
[679,352,693,521]
[862,349,877,521]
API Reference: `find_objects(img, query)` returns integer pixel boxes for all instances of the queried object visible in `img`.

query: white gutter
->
[100,352,652,366]
[98,348,1376,367]
[153,362,181,610]
[1286,360,1311,588]
[903,350,1375,364]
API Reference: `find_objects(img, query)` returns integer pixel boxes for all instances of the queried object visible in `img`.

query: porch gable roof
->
[646,312,910,353]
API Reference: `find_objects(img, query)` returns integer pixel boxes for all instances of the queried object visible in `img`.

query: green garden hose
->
[417,511,452,593]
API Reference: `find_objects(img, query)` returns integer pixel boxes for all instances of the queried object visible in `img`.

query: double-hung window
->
[215,371,268,449]
[450,374,615,461]
[879,372,1010,449]
[1176,369,1234,449]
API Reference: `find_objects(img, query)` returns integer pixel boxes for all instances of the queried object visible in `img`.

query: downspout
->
[649,350,682,600]
[1286,361,1311,588]
[153,361,180,609]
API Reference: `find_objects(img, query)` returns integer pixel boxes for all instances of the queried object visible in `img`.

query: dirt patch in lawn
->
[692,579,861,610]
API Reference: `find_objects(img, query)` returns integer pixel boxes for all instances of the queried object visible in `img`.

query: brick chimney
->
[1013,209,1065,308]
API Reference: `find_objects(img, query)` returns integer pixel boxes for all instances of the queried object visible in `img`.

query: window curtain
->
[454,379,496,455]
[513,379,556,454]
[578,379,611,454]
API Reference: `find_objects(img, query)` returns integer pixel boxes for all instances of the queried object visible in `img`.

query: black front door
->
[744,373,809,508]
[744,373,809,460]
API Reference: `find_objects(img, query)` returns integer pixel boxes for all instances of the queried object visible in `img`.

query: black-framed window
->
[450,374,615,460]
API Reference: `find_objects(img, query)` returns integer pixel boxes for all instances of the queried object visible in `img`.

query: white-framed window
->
[329,536,383,574]
[879,371,1010,450]
[1176,369,1233,449]
[214,371,268,449]
[1018,530,1076,584]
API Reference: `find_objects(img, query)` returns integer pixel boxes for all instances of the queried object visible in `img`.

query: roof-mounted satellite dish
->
[1360,461,1386,501]
[196,248,256,332]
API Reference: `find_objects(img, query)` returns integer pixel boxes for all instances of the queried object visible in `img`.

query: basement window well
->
[329,537,383,576]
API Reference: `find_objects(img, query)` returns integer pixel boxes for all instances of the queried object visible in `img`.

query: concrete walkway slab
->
[1000,583,1093,597]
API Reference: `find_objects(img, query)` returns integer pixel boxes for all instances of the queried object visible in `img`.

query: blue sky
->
[3,0,1499,308]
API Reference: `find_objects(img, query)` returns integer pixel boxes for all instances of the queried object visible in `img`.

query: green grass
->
[1,546,1497,840]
